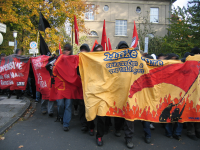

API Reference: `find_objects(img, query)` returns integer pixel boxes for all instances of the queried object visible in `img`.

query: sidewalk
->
[0,95,31,135]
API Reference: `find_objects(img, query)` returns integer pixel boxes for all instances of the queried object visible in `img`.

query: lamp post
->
[13,30,17,53]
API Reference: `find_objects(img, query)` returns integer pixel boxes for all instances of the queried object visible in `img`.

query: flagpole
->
[105,43,106,51]
[71,25,73,55]
[138,41,141,51]
[36,30,39,56]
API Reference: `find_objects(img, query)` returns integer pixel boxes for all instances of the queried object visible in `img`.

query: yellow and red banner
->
[79,48,200,123]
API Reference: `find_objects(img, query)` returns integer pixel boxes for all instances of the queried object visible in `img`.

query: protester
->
[165,53,179,60]
[157,53,167,60]
[77,44,95,135]
[186,47,200,141]
[191,47,200,55]
[181,52,191,62]
[141,54,154,144]
[8,49,23,99]
[164,53,183,140]
[114,41,135,149]
[56,43,73,131]
[0,53,7,95]
[91,44,117,145]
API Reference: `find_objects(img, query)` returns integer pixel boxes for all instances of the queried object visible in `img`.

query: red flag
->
[91,40,98,52]
[101,20,108,51]
[74,15,79,45]
[108,38,112,50]
[59,42,62,54]
[131,21,139,48]
[129,61,199,98]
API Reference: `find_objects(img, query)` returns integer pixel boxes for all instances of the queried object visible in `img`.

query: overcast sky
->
[173,0,190,8]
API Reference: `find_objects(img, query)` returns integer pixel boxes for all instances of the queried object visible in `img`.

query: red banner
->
[31,55,55,100]
[0,54,30,90]
[49,55,83,101]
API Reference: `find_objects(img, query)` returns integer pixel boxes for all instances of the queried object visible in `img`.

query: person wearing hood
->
[191,47,200,55]
[157,53,167,60]
[76,44,96,135]
[181,52,192,62]
[80,43,90,52]
[56,43,73,131]
[74,44,90,115]
[165,53,179,60]
[114,41,135,149]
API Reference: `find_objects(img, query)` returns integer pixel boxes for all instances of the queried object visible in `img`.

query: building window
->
[85,5,94,21]
[136,6,141,13]
[104,5,109,11]
[115,20,127,36]
[89,31,98,36]
[150,8,159,23]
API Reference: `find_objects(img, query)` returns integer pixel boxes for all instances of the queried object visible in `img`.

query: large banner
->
[31,55,56,100]
[49,54,83,101]
[0,54,30,90]
[79,48,200,123]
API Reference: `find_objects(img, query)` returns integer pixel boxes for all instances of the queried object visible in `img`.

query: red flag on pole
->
[108,38,112,50]
[131,21,139,48]
[59,42,62,54]
[91,40,98,52]
[74,15,79,45]
[101,20,108,51]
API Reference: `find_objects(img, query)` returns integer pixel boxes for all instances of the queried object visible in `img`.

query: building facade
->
[82,0,176,49]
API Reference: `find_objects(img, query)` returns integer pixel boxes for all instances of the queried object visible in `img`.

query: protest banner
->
[0,54,30,90]
[79,48,200,123]
[31,55,57,100]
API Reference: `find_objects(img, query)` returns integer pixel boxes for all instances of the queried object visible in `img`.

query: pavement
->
[0,96,200,150]
[0,95,32,135]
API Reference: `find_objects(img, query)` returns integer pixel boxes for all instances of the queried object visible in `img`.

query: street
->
[0,101,199,150]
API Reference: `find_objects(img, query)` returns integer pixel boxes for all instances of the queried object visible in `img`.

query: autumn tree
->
[0,0,91,55]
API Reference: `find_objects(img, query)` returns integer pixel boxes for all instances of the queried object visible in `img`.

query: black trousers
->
[96,116,134,140]
[114,117,125,131]
[79,99,95,129]
[124,120,134,141]
[9,90,22,97]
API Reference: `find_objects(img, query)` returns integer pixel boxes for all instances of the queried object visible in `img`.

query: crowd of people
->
[0,42,200,149]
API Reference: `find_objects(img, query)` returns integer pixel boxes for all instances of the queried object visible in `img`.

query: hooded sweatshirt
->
[116,41,129,49]
[80,44,90,52]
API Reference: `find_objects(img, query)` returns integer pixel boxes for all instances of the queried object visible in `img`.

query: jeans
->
[142,121,151,138]
[41,100,54,114]
[36,91,40,102]
[165,123,183,136]
[57,99,72,128]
